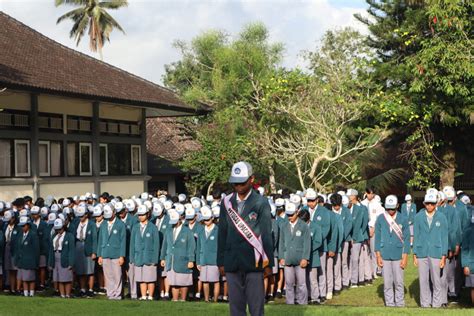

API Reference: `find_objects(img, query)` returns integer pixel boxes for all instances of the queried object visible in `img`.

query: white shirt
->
[77,219,88,240]
[121,213,129,223]
[5,225,14,243]
[96,219,103,229]
[362,198,385,228]
[53,232,65,251]
[205,224,215,238]
[332,207,342,215]
[34,218,41,228]
[289,219,298,234]
[308,207,316,221]
[173,224,183,242]
[108,218,116,234]
[155,217,163,230]
[139,222,147,237]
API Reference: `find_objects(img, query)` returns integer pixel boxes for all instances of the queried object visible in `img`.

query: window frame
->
[79,142,92,176]
[38,140,51,177]
[131,144,142,175]
[100,143,108,175]
[14,139,30,177]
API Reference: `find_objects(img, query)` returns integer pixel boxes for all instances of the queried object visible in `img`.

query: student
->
[196,206,220,302]
[301,207,322,305]
[97,204,127,300]
[152,202,170,300]
[274,198,286,298]
[461,203,474,305]
[3,210,21,294]
[413,192,448,308]
[265,203,279,303]
[339,195,353,291]
[49,218,75,298]
[185,205,203,300]
[130,205,160,301]
[375,195,410,307]
[400,194,416,246]
[278,202,310,305]
[92,204,106,295]
[72,205,97,297]
[160,209,196,302]
[14,216,40,297]
[30,205,48,291]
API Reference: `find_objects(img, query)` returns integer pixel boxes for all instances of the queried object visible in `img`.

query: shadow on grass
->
[408,277,420,307]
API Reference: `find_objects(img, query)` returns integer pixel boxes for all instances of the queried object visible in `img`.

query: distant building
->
[0,12,206,201]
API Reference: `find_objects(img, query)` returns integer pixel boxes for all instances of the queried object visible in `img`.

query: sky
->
[0,0,368,85]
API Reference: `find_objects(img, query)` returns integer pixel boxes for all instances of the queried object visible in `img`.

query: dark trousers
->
[226,271,265,316]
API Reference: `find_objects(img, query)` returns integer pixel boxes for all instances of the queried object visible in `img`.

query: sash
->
[223,193,269,268]
[383,212,403,243]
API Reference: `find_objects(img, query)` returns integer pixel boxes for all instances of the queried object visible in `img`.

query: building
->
[146,117,200,195]
[0,12,206,201]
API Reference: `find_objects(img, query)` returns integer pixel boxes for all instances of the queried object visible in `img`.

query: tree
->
[55,0,127,60]
[356,0,473,189]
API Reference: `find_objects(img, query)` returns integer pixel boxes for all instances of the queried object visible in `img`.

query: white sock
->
[160,292,164,298]
[81,288,86,293]
[24,290,29,297]
[30,290,35,297]
[195,293,200,298]
[165,292,169,297]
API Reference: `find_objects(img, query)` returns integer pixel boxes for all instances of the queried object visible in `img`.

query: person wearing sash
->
[97,203,127,300]
[278,202,310,305]
[15,216,39,297]
[130,205,160,301]
[400,194,416,246]
[413,192,448,308]
[375,195,410,307]
[217,161,273,316]
[49,218,75,298]
[196,206,220,302]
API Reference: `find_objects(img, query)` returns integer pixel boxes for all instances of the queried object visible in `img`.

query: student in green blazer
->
[49,218,75,298]
[196,206,219,302]
[347,189,366,288]
[400,194,417,245]
[413,192,449,308]
[151,203,170,300]
[278,202,310,305]
[130,205,160,301]
[160,209,196,301]
[117,201,138,299]
[274,198,286,299]
[326,194,345,299]
[97,204,127,300]
[461,215,474,305]
[375,195,410,307]
[3,210,21,294]
[30,205,49,290]
[340,196,353,290]
[14,216,39,297]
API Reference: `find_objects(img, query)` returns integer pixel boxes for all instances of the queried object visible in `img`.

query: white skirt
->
[199,265,219,283]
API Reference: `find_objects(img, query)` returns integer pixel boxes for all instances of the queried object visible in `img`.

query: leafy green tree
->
[55,0,127,60]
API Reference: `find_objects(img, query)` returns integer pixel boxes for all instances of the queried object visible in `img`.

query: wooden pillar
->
[140,108,148,192]
[92,102,101,194]
[30,93,39,199]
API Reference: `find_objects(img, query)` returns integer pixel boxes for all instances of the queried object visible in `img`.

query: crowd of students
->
[0,186,473,308]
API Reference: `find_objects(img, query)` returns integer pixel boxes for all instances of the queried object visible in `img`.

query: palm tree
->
[55,0,128,60]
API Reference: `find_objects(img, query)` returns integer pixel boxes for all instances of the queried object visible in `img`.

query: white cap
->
[424,193,438,204]
[426,188,438,196]
[85,192,92,198]
[460,195,471,205]
[30,206,40,215]
[206,195,213,203]
[346,189,358,197]
[73,196,79,201]
[103,204,114,219]
[152,203,164,217]
[18,216,30,226]
[200,206,212,220]
[163,200,173,211]
[50,204,60,213]
[289,194,301,207]
[92,205,103,217]
[285,202,297,215]
[168,210,180,225]
[405,194,412,202]
[62,199,71,207]
[212,206,220,218]
[57,213,66,222]
[79,195,86,201]
[178,194,187,203]
[384,195,398,209]
[19,209,28,217]
[53,218,64,230]
[114,202,125,212]
[305,189,317,200]
[40,207,49,217]
[342,195,350,207]
[257,187,265,196]
[124,199,136,212]
[175,203,185,215]
[75,206,86,217]
[63,207,71,215]
[275,198,285,207]
[47,212,57,224]
[185,206,196,219]
[438,191,447,202]
[443,186,456,201]
[136,205,148,216]
[2,210,13,222]
[144,200,153,211]
[191,198,202,209]
[141,192,149,200]
[229,161,253,183]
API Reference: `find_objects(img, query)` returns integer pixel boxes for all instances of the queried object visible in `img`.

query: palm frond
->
[56,7,85,24]
[355,168,407,193]
[55,0,87,7]
[98,0,128,10]
[99,9,125,34]
[72,13,89,46]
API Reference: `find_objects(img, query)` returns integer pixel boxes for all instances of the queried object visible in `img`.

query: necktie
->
[108,223,113,235]
[173,228,178,242]
[140,225,145,237]
[22,233,27,243]
[55,234,61,251]
[7,227,12,243]
[80,224,85,241]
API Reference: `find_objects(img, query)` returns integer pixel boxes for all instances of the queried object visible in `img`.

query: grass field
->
[0,255,472,315]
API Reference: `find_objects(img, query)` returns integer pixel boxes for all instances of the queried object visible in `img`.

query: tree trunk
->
[439,145,456,187]
[268,165,276,194]
[206,180,215,197]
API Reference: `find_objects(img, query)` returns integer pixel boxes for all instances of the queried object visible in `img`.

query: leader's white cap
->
[229,161,253,184]
[285,202,297,215]
[385,195,398,209]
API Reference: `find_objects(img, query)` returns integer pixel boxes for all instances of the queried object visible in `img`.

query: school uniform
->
[362,199,385,279]
[160,223,195,286]
[340,206,353,288]
[14,230,40,281]
[279,218,310,305]
[72,219,97,275]
[32,218,49,268]
[130,222,160,283]
[400,202,416,237]
[271,218,280,274]
[121,213,138,299]
[196,224,219,282]
[349,203,366,286]
[358,204,372,283]
[461,219,474,287]
[187,220,204,281]
[374,212,410,307]
[97,218,127,300]
[413,209,449,308]
[217,190,273,316]
[307,221,322,302]
[153,214,169,278]
[49,231,75,282]
[326,209,344,295]
[4,224,21,271]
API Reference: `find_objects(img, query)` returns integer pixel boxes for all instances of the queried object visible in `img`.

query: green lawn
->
[0,255,472,315]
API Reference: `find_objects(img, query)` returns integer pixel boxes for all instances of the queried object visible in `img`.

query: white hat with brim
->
[305,189,317,200]
[2,210,13,222]
[424,193,438,204]
[285,202,297,215]
[384,195,398,209]
[200,206,212,221]
[136,205,148,216]
[168,210,180,225]
[228,161,253,184]
[47,213,57,225]
[18,216,30,226]
[54,218,64,230]
[405,194,412,201]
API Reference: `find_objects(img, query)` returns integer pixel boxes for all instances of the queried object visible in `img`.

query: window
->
[14,140,30,177]
[0,140,12,177]
[0,110,30,129]
[38,141,50,176]
[50,141,62,176]
[67,142,78,176]
[107,144,131,176]
[100,144,108,175]
[131,145,141,175]
[79,143,92,176]
[38,113,63,132]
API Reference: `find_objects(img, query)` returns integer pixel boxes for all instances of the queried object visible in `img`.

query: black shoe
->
[309,300,320,305]
[86,290,95,298]
[342,285,349,291]
[334,290,341,296]
[320,297,326,303]
[53,290,60,297]
[275,291,282,299]
[267,295,275,303]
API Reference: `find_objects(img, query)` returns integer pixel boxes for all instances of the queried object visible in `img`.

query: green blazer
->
[196,225,218,266]
[14,230,40,270]
[341,206,353,242]
[70,220,98,256]
[48,232,75,268]
[400,203,417,225]
[97,219,126,259]
[122,214,138,260]
[160,224,196,273]
[217,190,274,272]
[359,204,370,241]
[309,221,322,268]
[129,222,160,266]
[0,232,4,265]
[351,205,365,243]
[439,204,461,251]
[413,209,448,259]
[271,219,280,258]
[375,213,410,260]
[454,201,470,237]
[278,219,310,266]
[310,205,332,252]
[34,220,49,256]
[461,223,474,272]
